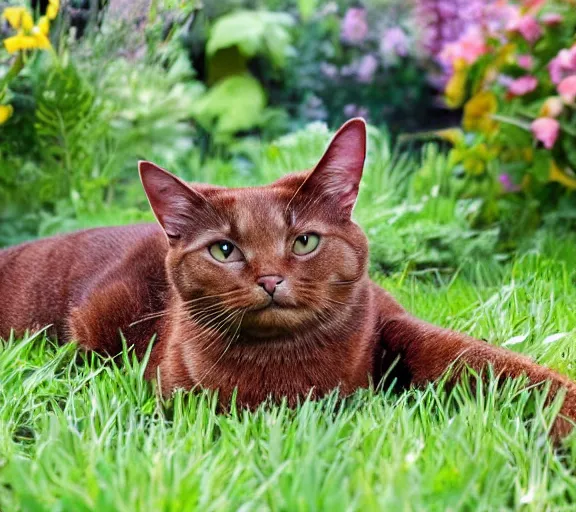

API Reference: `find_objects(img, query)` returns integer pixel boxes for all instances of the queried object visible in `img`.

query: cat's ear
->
[300,118,367,215]
[139,161,216,243]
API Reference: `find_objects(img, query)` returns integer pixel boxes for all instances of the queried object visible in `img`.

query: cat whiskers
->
[128,290,246,327]
[191,308,247,389]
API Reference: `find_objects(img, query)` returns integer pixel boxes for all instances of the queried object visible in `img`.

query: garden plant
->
[1,0,576,510]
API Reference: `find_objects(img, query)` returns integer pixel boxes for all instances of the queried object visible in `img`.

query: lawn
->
[2,236,576,511]
[1,2,576,510]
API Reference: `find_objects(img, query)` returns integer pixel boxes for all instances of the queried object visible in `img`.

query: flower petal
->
[31,29,52,49]
[531,117,560,149]
[507,76,538,97]
[3,33,48,53]
[3,6,33,30]
[558,76,576,104]
[46,0,59,20]
[37,16,50,36]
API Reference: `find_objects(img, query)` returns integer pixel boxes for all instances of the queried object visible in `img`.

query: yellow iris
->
[463,91,498,135]
[0,105,14,125]
[3,6,34,30]
[37,16,50,36]
[2,6,52,54]
[4,29,51,53]
[46,0,59,20]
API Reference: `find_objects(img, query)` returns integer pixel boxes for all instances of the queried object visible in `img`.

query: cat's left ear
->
[139,161,218,244]
[300,117,366,216]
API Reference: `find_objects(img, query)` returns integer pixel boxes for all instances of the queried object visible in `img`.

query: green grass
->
[2,244,576,511]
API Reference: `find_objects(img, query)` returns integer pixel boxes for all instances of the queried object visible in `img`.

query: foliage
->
[437,0,576,228]
[0,4,205,245]
[2,250,576,509]
[192,73,266,138]
[181,7,295,142]
[206,10,294,68]
[265,0,434,132]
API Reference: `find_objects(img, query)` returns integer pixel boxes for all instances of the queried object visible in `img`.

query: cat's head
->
[139,118,369,339]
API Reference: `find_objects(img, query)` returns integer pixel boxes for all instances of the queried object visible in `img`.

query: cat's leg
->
[378,313,576,439]
[67,279,160,359]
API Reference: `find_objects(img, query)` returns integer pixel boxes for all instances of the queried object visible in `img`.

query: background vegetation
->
[1,0,576,509]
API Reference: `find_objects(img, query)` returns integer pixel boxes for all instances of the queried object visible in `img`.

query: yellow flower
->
[37,16,50,36]
[445,60,468,109]
[2,4,53,53]
[549,161,576,190]
[463,91,498,134]
[3,6,33,30]
[4,28,51,53]
[0,104,14,125]
[46,0,59,20]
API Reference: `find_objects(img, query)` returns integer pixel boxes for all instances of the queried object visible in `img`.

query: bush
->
[437,0,576,231]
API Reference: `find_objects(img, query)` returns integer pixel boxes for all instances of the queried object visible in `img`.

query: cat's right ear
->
[139,161,215,244]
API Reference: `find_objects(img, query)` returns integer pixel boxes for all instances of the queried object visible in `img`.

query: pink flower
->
[356,54,378,83]
[507,15,542,44]
[542,13,563,26]
[558,76,576,103]
[558,47,576,70]
[531,117,560,149]
[517,54,534,70]
[548,57,564,84]
[380,27,409,58]
[548,45,576,84]
[485,2,521,35]
[439,27,487,67]
[507,76,538,96]
[341,8,369,45]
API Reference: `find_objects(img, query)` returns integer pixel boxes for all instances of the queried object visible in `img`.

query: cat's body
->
[1,119,576,437]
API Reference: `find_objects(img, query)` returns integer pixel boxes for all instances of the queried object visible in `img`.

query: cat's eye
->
[293,233,320,256]
[209,240,243,263]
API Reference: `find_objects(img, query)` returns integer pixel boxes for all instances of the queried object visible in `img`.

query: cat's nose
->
[257,275,284,296]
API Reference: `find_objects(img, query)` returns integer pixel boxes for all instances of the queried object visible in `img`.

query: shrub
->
[0,2,202,244]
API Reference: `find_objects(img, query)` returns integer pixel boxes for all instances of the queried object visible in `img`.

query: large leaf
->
[192,74,266,136]
[206,10,294,68]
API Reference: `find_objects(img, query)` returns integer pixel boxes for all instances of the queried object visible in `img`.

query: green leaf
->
[562,136,576,169]
[206,10,294,68]
[529,149,551,183]
[192,74,266,136]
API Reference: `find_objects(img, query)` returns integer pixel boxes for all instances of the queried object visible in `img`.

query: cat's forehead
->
[205,185,296,242]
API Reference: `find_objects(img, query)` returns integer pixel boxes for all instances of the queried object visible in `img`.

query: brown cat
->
[1,118,575,438]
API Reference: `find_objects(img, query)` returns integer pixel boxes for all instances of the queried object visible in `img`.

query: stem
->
[0,52,25,95]
[491,114,531,131]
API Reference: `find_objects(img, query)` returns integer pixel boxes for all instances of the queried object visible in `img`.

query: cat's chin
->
[240,304,316,339]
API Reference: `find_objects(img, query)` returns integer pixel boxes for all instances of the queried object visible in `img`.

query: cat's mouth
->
[240,297,318,337]
[250,297,298,312]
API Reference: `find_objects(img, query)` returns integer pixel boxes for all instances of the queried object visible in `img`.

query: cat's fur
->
[1,119,575,438]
